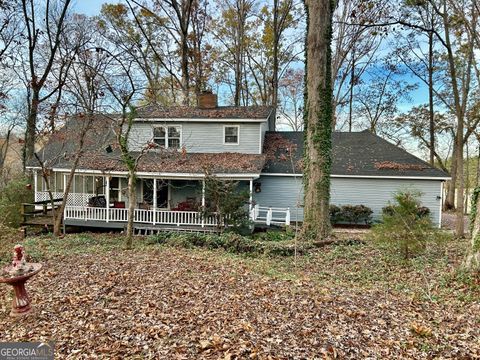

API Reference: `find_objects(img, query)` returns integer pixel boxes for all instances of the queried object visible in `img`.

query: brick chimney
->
[197,90,217,109]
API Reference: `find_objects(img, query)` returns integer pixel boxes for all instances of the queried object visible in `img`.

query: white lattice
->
[35,191,94,206]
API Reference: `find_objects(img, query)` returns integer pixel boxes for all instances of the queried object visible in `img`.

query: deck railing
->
[22,198,64,223]
[64,205,291,228]
[64,206,219,227]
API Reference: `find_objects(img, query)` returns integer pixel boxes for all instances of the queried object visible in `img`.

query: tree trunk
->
[126,173,137,249]
[234,0,246,107]
[456,129,465,236]
[180,30,190,106]
[234,40,243,106]
[53,171,75,236]
[348,48,355,133]
[271,0,279,130]
[428,28,435,166]
[301,0,333,241]
[445,145,457,210]
[464,187,480,271]
[24,90,40,165]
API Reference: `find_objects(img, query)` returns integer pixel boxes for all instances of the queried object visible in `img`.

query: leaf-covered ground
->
[0,233,479,359]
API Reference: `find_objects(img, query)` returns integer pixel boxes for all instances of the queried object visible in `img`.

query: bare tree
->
[97,47,148,248]
[353,61,417,136]
[428,0,477,236]
[302,0,333,240]
[278,68,304,130]
[332,0,388,128]
[20,0,76,164]
[212,0,256,106]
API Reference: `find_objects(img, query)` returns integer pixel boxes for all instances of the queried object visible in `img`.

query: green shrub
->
[254,228,295,242]
[0,177,33,228]
[329,205,342,224]
[203,175,252,233]
[147,231,309,257]
[329,204,373,225]
[352,205,374,225]
[383,204,431,219]
[373,190,438,259]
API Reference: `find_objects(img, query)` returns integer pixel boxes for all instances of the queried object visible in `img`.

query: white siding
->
[254,175,444,226]
[128,122,263,154]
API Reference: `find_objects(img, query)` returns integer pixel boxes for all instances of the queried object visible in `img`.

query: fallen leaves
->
[0,239,478,359]
[410,322,433,337]
[374,161,428,171]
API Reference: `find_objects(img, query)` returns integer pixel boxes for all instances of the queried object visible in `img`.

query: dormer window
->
[153,125,181,149]
[224,125,239,145]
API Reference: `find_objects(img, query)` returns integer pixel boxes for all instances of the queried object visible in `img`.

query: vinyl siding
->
[128,122,263,154]
[254,175,443,226]
[260,122,269,153]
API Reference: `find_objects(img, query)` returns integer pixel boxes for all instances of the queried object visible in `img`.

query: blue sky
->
[73,0,431,112]
[74,0,108,15]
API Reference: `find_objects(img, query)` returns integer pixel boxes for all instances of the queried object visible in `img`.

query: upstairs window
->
[153,126,181,149]
[168,126,181,148]
[224,125,239,145]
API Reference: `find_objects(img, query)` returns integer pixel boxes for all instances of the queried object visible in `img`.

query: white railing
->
[64,205,291,227]
[252,206,291,226]
[64,206,218,227]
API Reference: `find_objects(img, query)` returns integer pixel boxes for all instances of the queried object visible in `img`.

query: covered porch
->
[31,170,290,230]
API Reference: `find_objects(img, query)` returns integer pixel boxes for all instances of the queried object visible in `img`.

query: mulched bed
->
[1,247,479,359]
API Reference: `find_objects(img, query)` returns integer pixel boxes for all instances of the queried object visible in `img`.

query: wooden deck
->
[23,214,56,226]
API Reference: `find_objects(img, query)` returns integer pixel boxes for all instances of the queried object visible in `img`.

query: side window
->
[224,125,239,145]
[153,126,181,149]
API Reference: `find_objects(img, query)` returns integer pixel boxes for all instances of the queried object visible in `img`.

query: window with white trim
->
[153,126,181,149]
[224,125,239,144]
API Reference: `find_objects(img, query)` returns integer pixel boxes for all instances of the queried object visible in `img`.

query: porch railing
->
[64,205,291,228]
[250,205,291,226]
[64,206,218,227]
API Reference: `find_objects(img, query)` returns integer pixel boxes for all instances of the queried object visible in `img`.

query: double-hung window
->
[224,125,239,145]
[153,126,181,149]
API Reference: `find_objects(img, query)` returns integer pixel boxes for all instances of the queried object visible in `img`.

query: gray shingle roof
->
[262,131,450,178]
[135,105,273,120]
[29,117,449,179]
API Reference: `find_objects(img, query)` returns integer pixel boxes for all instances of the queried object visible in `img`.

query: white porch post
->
[266,207,272,226]
[153,179,157,225]
[153,179,157,209]
[106,176,110,223]
[249,179,253,207]
[33,170,38,202]
[63,174,67,201]
[63,173,67,221]
[201,179,206,228]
